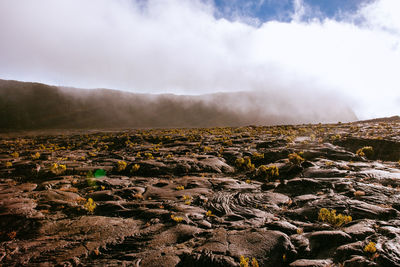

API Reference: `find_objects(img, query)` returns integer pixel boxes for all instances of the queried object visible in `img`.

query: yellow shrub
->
[182,195,191,200]
[364,241,377,253]
[318,208,352,227]
[288,153,304,165]
[144,152,154,160]
[176,185,185,190]
[85,198,96,213]
[183,195,192,205]
[31,152,41,160]
[251,258,259,267]
[131,164,140,173]
[203,146,212,152]
[223,139,233,146]
[171,214,183,223]
[356,146,374,159]
[240,255,249,267]
[239,256,259,267]
[257,165,279,180]
[252,152,264,161]
[117,160,127,171]
[235,157,255,171]
[50,163,66,175]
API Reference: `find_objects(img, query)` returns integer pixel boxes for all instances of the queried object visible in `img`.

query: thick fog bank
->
[0,79,357,130]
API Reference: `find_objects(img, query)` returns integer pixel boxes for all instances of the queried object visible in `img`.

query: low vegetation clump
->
[239,255,259,267]
[144,152,154,160]
[50,163,66,175]
[86,178,97,188]
[86,170,94,178]
[182,195,192,205]
[85,198,96,213]
[170,214,184,223]
[202,146,212,153]
[223,139,233,146]
[324,161,333,167]
[364,241,377,254]
[318,208,352,227]
[288,152,304,165]
[176,185,185,190]
[257,165,279,180]
[205,210,214,217]
[356,146,374,159]
[31,152,41,160]
[131,164,140,173]
[364,241,379,260]
[235,157,255,172]
[86,171,99,188]
[88,152,97,157]
[117,160,127,171]
[252,152,264,161]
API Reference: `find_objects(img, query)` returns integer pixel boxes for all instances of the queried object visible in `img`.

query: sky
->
[0,0,399,120]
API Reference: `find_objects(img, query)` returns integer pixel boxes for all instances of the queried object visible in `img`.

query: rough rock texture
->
[1,121,400,266]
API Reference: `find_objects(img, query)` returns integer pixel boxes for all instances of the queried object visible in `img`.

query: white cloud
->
[292,0,306,21]
[357,0,400,33]
[0,0,399,119]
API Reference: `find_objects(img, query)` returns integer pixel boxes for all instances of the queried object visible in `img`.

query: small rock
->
[289,259,333,267]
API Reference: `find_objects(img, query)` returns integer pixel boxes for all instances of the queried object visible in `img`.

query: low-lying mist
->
[0,79,357,130]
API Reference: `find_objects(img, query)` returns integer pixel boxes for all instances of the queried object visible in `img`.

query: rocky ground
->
[1,120,400,266]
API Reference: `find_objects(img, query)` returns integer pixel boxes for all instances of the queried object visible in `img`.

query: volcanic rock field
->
[1,119,400,266]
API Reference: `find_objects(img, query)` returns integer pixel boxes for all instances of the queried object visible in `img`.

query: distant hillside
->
[0,79,358,130]
[356,115,400,124]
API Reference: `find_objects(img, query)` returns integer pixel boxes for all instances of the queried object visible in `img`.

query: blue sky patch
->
[212,0,373,23]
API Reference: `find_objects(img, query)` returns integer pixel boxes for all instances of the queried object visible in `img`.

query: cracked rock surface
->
[1,120,400,266]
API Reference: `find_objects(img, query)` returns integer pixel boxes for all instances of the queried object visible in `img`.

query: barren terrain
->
[1,118,400,266]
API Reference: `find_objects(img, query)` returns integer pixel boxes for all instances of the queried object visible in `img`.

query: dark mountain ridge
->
[0,79,358,130]
[356,115,400,124]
